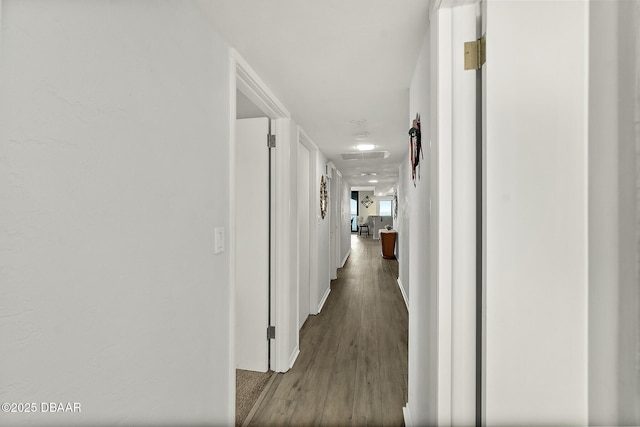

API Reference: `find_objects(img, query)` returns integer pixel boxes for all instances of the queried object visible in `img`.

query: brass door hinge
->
[464,35,486,70]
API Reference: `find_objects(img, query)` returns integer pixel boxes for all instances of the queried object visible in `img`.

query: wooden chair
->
[358,216,370,237]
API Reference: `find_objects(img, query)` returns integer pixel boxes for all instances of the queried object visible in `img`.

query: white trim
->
[269,119,278,371]
[232,49,290,120]
[273,118,293,373]
[440,0,477,7]
[230,50,294,383]
[298,127,319,151]
[450,4,479,425]
[0,0,3,56]
[397,278,409,311]
[329,168,340,280]
[435,6,453,426]
[403,405,414,427]
[351,185,375,192]
[341,248,351,268]
[298,127,320,318]
[228,48,237,427]
[317,287,331,313]
[479,1,487,422]
[581,2,590,421]
[323,161,340,179]
[288,346,300,369]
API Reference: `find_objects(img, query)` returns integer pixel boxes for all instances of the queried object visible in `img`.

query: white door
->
[235,117,269,372]
[297,143,310,329]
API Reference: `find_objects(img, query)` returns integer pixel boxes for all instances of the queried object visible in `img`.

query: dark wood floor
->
[249,235,408,426]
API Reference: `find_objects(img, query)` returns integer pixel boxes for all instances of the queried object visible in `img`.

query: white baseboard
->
[397,278,409,311]
[340,248,351,268]
[288,345,300,369]
[317,287,331,313]
[403,405,413,427]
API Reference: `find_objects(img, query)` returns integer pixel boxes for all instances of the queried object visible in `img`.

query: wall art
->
[409,113,423,186]
[320,175,328,219]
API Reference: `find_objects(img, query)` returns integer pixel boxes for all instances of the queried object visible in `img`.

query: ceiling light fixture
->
[356,144,375,151]
[368,179,378,183]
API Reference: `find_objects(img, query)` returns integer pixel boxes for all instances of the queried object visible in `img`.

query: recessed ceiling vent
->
[353,132,370,141]
[341,151,389,161]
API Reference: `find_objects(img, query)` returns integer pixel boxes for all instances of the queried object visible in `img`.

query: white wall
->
[484,1,588,425]
[397,156,411,303]
[315,151,331,312]
[612,2,640,423]
[405,12,439,426]
[358,191,377,218]
[0,1,232,425]
[589,1,640,425]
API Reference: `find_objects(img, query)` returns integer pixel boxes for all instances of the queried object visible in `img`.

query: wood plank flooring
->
[248,235,408,426]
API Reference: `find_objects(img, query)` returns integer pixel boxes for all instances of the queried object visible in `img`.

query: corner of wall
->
[403,405,414,427]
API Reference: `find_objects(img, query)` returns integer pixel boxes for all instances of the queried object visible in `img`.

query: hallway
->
[249,235,408,426]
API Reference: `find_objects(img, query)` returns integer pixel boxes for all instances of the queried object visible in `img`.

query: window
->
[378,200,392,217]
[351,191,359,231]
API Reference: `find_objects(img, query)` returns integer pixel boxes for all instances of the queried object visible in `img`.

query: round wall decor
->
[320,175,328,219]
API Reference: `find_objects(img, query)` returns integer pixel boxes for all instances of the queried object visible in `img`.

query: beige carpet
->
[236,369,273,426]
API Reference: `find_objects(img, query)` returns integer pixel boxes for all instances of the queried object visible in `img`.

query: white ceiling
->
[198,1,429,195]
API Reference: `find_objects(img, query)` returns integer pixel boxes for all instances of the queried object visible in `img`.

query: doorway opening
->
[350,191,358,232]
[234,88,273,426]
[230,50,292,426]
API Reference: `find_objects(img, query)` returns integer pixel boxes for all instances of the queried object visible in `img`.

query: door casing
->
[229,49,294,422]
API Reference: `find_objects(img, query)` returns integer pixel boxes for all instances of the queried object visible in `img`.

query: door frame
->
[229,49,292,421]
[334,169,343,269]
[351,191,359,232]
[297,127,320,320]
[296,133,311,334]
[327,162,340,280]
[401,1,480,426]
[438,2,483,425]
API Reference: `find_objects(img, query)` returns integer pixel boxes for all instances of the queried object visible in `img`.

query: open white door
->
[235,117,270,372]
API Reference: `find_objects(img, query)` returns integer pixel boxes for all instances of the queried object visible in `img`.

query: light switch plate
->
[214,227,224,254]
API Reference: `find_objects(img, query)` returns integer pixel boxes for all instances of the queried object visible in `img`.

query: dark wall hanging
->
[393,191,398,220]
[320,175,328,219]
[409,113,423,186]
